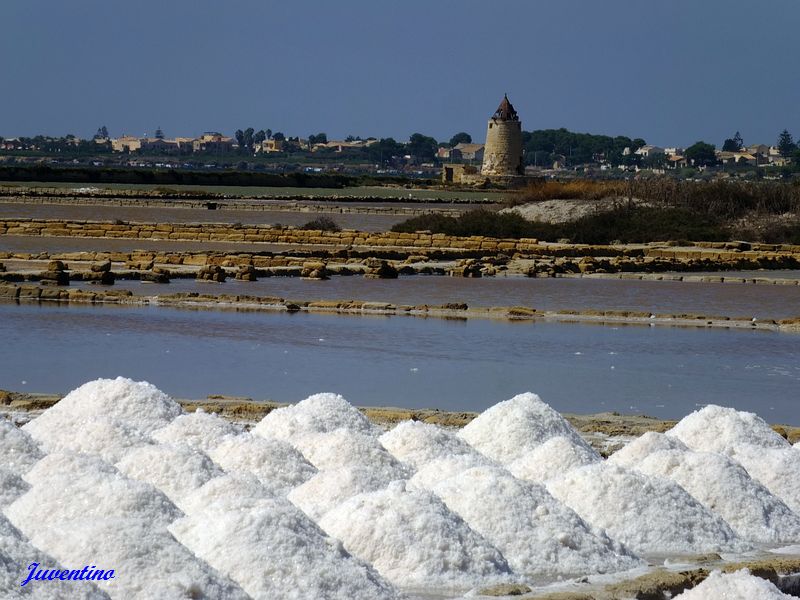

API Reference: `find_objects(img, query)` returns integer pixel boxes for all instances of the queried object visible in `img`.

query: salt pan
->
[318,481,512,588]
[508,436,601,483]
[673,568,793,599]
[429,466,642,578]
[546,463,748,555]
[459,393,591,464]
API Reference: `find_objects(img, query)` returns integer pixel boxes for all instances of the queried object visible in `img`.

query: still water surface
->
[2,302,798,422]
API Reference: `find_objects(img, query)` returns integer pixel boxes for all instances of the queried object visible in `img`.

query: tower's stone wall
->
[481,118,524,177]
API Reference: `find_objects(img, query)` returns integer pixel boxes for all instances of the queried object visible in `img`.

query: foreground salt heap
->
[673,568,794,599]
[458,392,592,464]
[319,481,512,589]
[667,405,800,513]
[428,465,642,578]
[171,475,399,600]
[508,435,601,483]
[0,418,43,475]
[379,420,486,469]
[546,463,749,555]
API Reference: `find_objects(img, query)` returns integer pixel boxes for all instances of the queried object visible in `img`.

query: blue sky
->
[1,0,798,147]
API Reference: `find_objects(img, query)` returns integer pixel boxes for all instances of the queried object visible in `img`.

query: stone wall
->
[481,119,524,177]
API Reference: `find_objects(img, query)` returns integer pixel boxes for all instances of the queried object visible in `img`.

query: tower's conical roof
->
[491,94,519,121]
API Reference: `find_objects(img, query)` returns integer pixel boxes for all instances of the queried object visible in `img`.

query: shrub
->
[300,216,341,232]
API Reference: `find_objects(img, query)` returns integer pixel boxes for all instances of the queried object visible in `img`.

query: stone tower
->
[480,94,524,177]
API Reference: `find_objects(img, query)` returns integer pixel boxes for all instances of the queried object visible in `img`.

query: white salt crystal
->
[379,420,485,469]
[408,454,494,492]
[727,445,800,515]
[636,449,800,544]
[508,436,601,483]
[115,443,224,507]
[608,431,690,467]
[150,409,241,454]
[673,568,793,599]
[318,481,512,588]
[546,463,748,555]
[458,393,591,464]
[0,418,43,475]
[179,473,276,517]
[429,466,642,578]
[208,433,317,495]
[0,468,29,509]
[252,392,378,442]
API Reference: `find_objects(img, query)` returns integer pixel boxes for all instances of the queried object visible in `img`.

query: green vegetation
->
[299,216,341,232]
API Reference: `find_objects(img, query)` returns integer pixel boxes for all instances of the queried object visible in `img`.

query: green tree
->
[406,133,438,162]
[265,129,272,140]
[722,131,743,152]
[449,132,472,147]
[777,129,796,157]
[94,126,109,140]
[253,130,267,146]
[308,133,328,145]
[154,127,164,140]
[685,141,717,166]
[272,132,285,142]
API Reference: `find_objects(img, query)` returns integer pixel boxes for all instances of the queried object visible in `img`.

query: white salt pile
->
[288,465,400,521]
[29,517,249,599]
[429,466,642,578]
[115,443,224,507]
[290,429,409,478]
[318,481,512,588]
[0,514,110,599]
[458,392,591,464]
[24,377,182,436]
[408,454,495,492]
[667,404,789,454]
[379,420,485,469]
[0,469,29,509]
[546,463,748,555]
[635,449,800,544]
[673,568,793,599]
[171,482,399,600]
[6,453,182,535]
[508,435,601,483]
[208,432,317,495]
[151,408,241,454]
[727,446,800,515]
[178,472,276,516]
[0,418,43,475]
[252,392,379,441]
[607,431,690,467]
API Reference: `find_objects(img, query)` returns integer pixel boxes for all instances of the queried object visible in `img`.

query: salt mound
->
[291,429,409,479]
[151,408,241,453]
[0,514,110,599]
[6,453,182,537]
[673,568,792,599]
[608,431,690,467]
[23,377,182,435]
[508,436,601,483]
[0,418,43,475]
[116,443,224,507]
[667,404,789,454]
[0,468,29,509]
[727,445,800,514]
[289,465,400,521]
[546,463,748,555]
[24,415,153,463]
[208,433,317,494]
[408,454,494,492]
[636,450,800,544]
[253,392,378,441]
[379,420,485,469]
[29,517,248,599]
[459,392,590,464]
[318,481,511,588]
[430,466,641,578]
[179,473,277,516]
[170,494,399,599]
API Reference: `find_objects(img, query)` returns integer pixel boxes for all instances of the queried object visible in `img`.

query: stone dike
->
[2,281,798,333]
[3,218,800,275]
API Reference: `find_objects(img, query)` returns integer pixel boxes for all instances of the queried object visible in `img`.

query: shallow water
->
[80,273,800,318]
[2,302,798,422]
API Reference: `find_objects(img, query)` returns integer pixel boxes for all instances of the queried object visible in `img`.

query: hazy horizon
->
[2,0,798,148]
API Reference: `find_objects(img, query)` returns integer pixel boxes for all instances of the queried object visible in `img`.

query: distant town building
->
[111,136,142,153]
[192,133,235,153]
[634,145,665,157]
